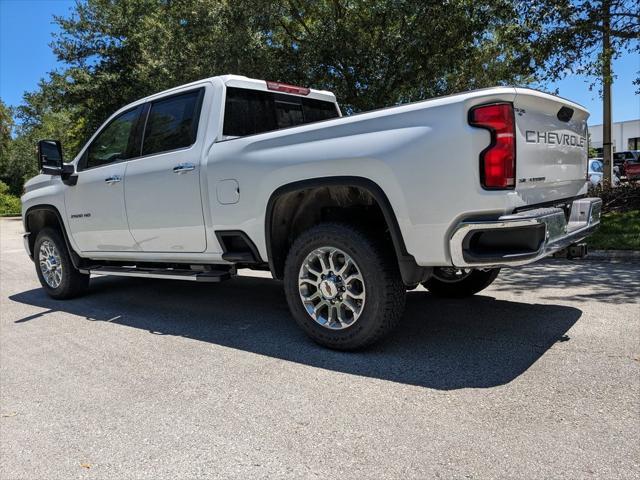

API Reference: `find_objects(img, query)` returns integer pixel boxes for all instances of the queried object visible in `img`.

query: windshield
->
[589,160,603,173]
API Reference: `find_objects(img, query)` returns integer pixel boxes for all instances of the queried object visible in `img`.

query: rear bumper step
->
[80,266,231,282]
[450,197,602,267]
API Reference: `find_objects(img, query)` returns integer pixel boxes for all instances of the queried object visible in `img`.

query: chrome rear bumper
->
[450,197,602,267]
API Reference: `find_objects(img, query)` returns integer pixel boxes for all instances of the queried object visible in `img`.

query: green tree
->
[47,0,547,132]
[11,0,636,194]
[0,100,20,195]
[0,91,85,195]
[0,100,12,159]
[50,0,278,135]
[521,0,639,185]
[268,0,542,112]
[0,180,21,216]
[521,0,639,89]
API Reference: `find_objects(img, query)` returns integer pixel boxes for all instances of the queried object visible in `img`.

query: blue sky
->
[1,0,639,126]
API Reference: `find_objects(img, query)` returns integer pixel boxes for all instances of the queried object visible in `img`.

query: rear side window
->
[142,89,203,156]
[223,87,339,137]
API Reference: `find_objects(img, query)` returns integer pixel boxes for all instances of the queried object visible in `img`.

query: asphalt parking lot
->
[1,217,639,479]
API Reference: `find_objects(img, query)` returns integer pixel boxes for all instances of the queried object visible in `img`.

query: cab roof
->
[219,75,337,103]
[132,74,337,107]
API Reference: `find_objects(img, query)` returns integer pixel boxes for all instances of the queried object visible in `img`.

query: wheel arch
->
[264,176,430,285]
[24,205,81,268]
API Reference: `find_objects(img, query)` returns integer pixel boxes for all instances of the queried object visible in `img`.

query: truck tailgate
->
[512,88,589,204]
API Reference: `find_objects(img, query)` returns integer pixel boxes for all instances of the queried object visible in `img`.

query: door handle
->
[105,175,122,184]
[173,162,196,174]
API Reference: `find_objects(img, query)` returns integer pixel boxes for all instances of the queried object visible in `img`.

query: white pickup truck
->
[21,75,601,349]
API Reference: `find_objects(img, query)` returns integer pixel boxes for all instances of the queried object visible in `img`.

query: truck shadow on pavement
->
[9,273,582,390]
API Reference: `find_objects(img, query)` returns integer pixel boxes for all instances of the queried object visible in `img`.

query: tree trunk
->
[602,0,613,186]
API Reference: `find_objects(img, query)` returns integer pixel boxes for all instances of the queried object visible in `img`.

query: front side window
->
[85,107,141,169]
[141,89,203,156]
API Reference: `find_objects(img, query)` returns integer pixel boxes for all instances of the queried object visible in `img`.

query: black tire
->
[422,267,500,298]
[283,223,406,350]
[34,227,89,299]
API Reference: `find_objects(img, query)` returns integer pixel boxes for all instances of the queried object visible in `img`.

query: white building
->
[589,119,640,154]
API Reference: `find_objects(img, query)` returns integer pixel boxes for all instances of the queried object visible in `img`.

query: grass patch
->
[588,210,640,250]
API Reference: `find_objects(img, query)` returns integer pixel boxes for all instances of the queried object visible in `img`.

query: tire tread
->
[34,227,89,299]
[284,222,405,350]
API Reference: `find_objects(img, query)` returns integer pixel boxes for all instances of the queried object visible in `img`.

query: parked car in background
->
[613,150,640,176]
[624,160,640,181]
[588,158,619,186]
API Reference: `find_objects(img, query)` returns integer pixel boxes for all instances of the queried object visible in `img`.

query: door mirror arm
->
[61,165,78,186]
[42,163,76,182]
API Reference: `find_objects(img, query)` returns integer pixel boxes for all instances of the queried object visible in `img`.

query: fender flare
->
[24,205,81,268]
[264,176,429,285]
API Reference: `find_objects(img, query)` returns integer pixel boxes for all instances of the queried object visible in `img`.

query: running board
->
[80,266,231,283]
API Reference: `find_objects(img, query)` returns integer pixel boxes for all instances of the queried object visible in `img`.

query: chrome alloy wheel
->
[298,246,366,330]
[432,267,472,283]
[38,240,63,288]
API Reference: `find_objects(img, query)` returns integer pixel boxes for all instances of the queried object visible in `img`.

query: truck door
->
[65,106,142,252]
[123,88,207,252]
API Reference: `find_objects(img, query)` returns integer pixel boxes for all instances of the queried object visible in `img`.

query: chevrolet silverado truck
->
[21,75,602,350]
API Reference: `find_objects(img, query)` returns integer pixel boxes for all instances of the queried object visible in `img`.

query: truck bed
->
[209,86,590,266]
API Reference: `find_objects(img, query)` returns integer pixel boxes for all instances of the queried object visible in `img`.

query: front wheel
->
[283,223,406,350]
[34,228,89,299]
[422,267,500,298]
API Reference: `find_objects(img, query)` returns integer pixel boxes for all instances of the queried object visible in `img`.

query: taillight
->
[469,103,516,189]
[266,81,310,96]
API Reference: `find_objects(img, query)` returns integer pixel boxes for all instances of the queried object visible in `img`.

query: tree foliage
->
[0,90,86,195]
[47,0,545,130]
[521,0,639,92]
[265,0,542,112]
[2,0,638,195]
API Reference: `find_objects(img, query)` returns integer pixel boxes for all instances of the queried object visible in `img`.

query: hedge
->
[588,182,640,214]
[0,181,21,216]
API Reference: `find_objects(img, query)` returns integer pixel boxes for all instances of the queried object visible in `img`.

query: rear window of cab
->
[222,87,339,137]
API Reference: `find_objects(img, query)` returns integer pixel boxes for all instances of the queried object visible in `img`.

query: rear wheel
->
[422,267,500,298]
[34,228,89,299]
[283,223,406,350]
